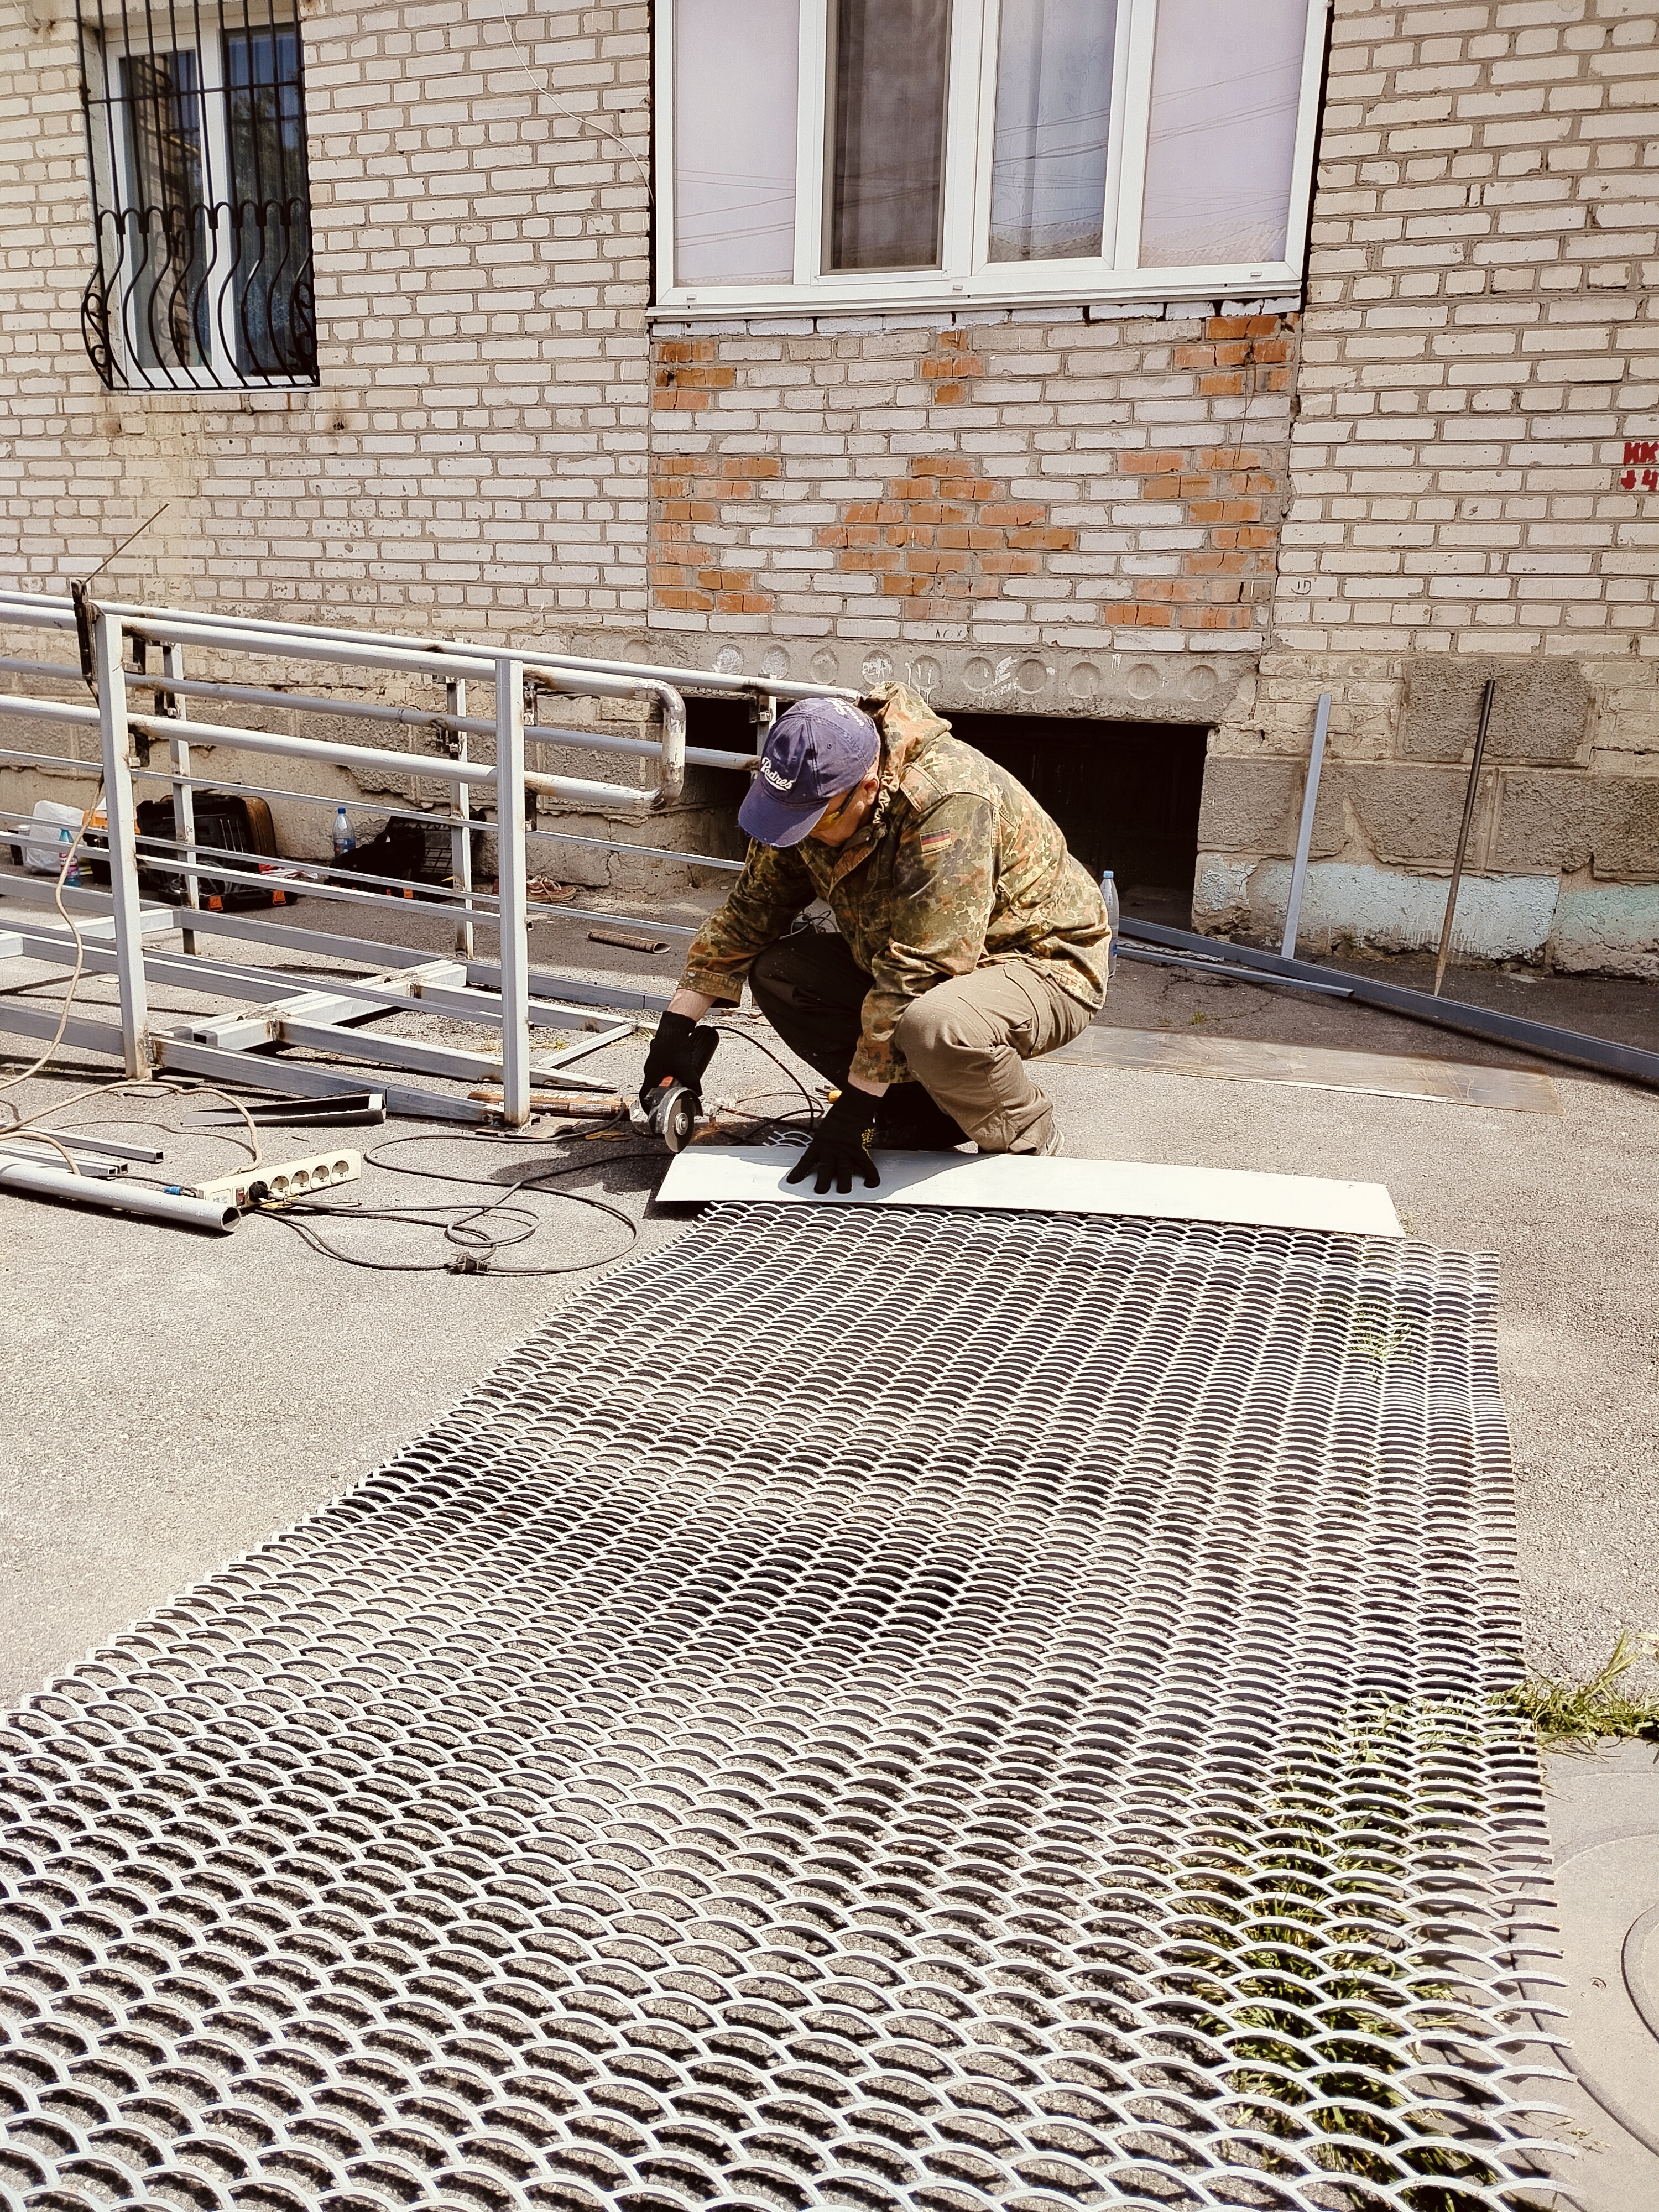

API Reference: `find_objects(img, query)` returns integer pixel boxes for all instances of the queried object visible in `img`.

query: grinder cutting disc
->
[632,1079,698,1152]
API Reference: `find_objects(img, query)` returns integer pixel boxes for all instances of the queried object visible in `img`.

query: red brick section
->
[916,328,984,405]
[653,339,737,413]
[649,454,777,614]
[821,456,1076,604]
[1101,316,1295,633]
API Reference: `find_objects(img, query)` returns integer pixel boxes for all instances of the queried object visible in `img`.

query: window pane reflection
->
[830,0,951,271]
[674,0,800,285]
[1139,0,1308,268]
[989,0,1115,264]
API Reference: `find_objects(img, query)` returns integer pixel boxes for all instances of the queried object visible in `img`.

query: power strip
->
[182,1149,362,1211]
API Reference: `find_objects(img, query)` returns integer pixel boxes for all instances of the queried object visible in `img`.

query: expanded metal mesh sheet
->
[1,1207,1565,2212]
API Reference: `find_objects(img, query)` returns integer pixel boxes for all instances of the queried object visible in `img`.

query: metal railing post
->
[447,676,474,961]
[494,656,530,1125]
[92,606,153,1078]
[161,639,200,956]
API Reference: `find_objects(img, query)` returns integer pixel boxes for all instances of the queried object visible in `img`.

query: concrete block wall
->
[1202,0,1659,972]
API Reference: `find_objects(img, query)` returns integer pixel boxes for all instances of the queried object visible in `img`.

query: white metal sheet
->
[660,1144,1404,1237]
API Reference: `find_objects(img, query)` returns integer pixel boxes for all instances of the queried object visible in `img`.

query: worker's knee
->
[895,981,998,1067]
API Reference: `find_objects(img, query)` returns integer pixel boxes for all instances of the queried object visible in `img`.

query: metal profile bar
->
[160,910,448,968]
[448,675,474,961]
[274,1018,524,1083]
[152,1035,493,1123]
[126,826,493,909]
[1123,918,1659,1090]
[130,766,479,830]
[6,1130,161,1164]
[160,638,200,956]
[124,764,747,860]
[0,748,102,776]
[0,1144,127,1181]
[93,606,150,1079]
[0,995,131,1056]
[1281,692,1329,962]
[466,961,672,1018]
[495,654,531,1126]
[1119,943,1352,997]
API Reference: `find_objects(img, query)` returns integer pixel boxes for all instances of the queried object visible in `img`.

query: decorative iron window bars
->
[76,0,318,390]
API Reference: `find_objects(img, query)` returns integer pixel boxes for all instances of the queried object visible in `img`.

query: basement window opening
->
[76,0,319,392]
[949,712,1207,923]
[656,0,1327,316]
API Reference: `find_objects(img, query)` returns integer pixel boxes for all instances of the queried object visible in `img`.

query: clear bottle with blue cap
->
[1099,867,1119,979]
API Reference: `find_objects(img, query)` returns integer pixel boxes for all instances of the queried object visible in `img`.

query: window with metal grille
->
[76,0,318,390]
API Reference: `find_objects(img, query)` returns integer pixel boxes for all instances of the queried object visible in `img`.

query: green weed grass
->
[1500,1629,1659,1749]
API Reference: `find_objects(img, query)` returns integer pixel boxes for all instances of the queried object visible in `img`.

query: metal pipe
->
[94,606,151,1080]
[0,692,101,728]
[1121,918,1659,1092]
[121,710,497,787]
[0,748,102,776]
[0,1156,238,1232]
[162,639,200,957]
[1433,677,1496,999]
[448,674,474,960]
[495,654,531,1126]
[0,592,857,701]
[1281,692,1330,962]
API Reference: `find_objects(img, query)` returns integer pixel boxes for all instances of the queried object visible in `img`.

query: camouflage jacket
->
[681,685,1111,1086]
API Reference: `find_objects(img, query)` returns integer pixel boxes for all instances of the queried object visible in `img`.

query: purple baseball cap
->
[738,697,881,848]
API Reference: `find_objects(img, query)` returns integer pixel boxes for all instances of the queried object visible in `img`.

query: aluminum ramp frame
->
[0,1207,1568,2211]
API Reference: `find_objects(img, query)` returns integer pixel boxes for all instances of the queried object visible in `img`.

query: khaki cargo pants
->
[748,931,1092,1154]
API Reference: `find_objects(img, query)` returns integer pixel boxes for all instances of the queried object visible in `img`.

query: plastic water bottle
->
[1100,867,1120,980]
[332,807,356,865]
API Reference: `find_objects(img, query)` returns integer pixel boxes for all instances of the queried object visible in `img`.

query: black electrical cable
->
[241,1016,822,1274]
[249,1132,662,1276]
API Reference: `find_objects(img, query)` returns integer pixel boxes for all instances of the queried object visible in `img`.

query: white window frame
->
[653,0,1328,319]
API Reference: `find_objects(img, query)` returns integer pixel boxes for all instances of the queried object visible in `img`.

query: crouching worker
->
[638,686,1112,1194]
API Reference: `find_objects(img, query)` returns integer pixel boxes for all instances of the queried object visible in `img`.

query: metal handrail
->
[0,594,851,1121]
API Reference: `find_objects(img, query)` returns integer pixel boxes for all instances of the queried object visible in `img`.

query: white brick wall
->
[1277,0,1659,657]
[0,0,654,628]
[4,0,1658,953]
[1202,0,1659,967]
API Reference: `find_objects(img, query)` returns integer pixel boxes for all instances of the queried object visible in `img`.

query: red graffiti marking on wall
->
[1623,439,1659,493]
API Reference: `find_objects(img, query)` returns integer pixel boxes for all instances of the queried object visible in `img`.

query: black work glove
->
[786,1086,881,1196]
[639,1011,719,1108]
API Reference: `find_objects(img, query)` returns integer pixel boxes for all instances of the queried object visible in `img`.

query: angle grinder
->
[630,1078,702,1152]
[629,1023,721,1154]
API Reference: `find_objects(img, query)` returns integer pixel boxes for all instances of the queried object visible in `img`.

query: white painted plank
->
[659,1146,1404,1238]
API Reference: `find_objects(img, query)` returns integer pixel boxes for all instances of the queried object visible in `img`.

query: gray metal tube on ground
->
[0,1157,238,1231]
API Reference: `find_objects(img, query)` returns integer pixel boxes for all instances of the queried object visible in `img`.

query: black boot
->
[874,1086,969,1151]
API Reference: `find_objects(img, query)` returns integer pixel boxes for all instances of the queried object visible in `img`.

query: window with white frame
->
[76,0,318,390]
[657,0,1327,314]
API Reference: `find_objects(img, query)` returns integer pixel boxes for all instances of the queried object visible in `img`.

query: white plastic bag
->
[19,799,84,874]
